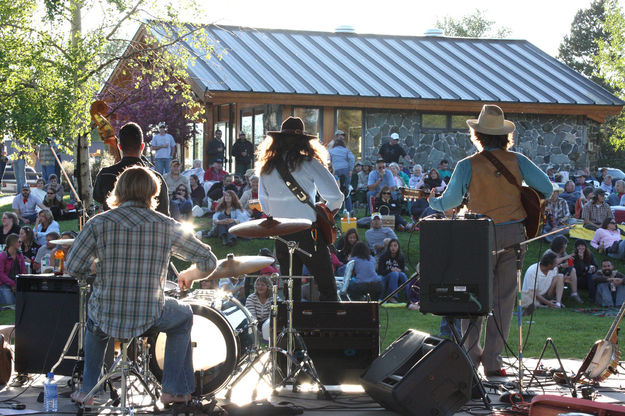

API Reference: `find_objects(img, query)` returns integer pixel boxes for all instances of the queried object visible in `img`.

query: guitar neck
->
[605,299,625,343]
[400,187,437,201]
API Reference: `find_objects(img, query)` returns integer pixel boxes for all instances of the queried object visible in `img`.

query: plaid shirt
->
[38,144,55,166]
[546,197,570,223]
[65,201,216,339]
[581,200,614,225]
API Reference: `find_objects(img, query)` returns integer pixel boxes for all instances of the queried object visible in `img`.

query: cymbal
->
[50,239,74,246]
[207,254,275,279]
[229,217,312,238]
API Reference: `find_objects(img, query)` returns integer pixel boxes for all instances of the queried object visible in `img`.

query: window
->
[189,122,203,164]
[336,109,363,160]
[422,114,446,129]
[293,107,321,138]
[422,113,477,130]
[451,115,473,130]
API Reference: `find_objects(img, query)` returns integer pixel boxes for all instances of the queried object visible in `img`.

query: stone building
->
[105,24,623,173]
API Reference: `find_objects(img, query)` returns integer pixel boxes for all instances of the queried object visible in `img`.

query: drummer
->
[66,166,219,406]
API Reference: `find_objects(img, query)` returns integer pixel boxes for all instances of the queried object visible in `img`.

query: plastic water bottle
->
[43,372,58,412]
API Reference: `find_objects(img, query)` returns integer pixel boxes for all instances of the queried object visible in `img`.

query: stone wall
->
[363,110,600,172]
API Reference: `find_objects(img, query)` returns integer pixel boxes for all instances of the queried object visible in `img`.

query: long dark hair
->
[20,226,34,248]
[351,241,371,260]
[471,131,514,151]
[382,238,402,259]
[340,228,360,253]
[215,190,242,212]
[256,135,328,175]
[573,239,592,264]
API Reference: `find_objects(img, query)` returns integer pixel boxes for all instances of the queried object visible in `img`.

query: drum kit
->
[50,216,329,410]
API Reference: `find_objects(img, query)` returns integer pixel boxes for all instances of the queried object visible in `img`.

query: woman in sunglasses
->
[169,184,192,221]
[374,186,408,231]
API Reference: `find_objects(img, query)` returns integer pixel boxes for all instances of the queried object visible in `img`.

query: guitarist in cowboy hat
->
[257,117,343,301]
[428,104,553,377]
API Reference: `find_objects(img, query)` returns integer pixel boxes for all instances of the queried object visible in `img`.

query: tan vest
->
[468,149,526,224]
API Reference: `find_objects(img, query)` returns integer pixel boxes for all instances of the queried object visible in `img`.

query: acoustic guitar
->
[574,299,625,383]
[399,187,440,201]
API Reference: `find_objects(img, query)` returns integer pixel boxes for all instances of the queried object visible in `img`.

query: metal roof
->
[153,24,624,107]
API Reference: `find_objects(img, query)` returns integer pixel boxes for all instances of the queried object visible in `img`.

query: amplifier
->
[15,274,80,376]
[277,301,379,385]
[419,217,494,316]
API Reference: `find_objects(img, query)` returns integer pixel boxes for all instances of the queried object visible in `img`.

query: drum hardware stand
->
[226,237,330,400]
[495,224,574,399]
[526,337,577,398]
[50,277,90,391]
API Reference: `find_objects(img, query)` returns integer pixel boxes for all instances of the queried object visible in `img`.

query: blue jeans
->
[82,297,195,396]
[154,158,171,175]
[383,271,409,299]
[41,164,56,182]
[608,240,625,261]
[13,159,25,194]
[439,317,462,339]
[0,285,15,305]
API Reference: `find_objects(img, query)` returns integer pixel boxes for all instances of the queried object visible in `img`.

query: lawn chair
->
[335,260,355,301]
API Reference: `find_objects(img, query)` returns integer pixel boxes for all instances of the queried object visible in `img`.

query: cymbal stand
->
[50,277,89,389]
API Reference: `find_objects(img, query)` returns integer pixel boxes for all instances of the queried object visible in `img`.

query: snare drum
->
[149,290,259,396]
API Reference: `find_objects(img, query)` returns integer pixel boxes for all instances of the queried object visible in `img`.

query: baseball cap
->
[214,158,223,164]
[371,212,382,220]
[355,161,362,166]
[21,183,30,190]
[335,129,345,136]
[170,159,180,166]
[390,133,400,140]
[594,188,606,196]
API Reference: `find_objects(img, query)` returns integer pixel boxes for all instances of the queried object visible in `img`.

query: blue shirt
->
[429,150,553,223]
[352,256,381,283]
[368,169,395,194]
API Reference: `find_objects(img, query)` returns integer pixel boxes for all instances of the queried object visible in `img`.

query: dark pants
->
[275,228,338,302]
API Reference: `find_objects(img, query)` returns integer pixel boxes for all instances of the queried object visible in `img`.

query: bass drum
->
[149,293,258,396]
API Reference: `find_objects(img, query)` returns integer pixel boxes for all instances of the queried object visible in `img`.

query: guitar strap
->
[480,150,523,191]
[274,163,336,231]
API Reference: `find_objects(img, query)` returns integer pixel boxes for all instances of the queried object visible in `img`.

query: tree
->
[0,1,214,212]
[597,0,625,151]
[558,0,613,90]
[435,9,511,38]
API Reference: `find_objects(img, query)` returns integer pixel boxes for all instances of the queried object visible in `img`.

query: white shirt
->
[259,159,344,222]
[522,263,558,306]
[151,133,175,159]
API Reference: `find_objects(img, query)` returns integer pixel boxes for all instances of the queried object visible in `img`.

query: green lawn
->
[3,201,623,361]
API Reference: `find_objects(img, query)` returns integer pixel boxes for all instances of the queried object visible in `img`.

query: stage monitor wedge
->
[419,217,494,316]
[361,329,473,416]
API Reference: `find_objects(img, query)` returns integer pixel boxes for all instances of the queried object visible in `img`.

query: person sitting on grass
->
[347,241,383,301]
[544,236,583,304]
[365,212,397,255]
[43,187,68,221]
[211,190,249,246]
[245,275,273,341]
[335,228,360,264]
[0,234,25,305]
[189,174,205,207]
[33,209,60,247]
[581,188,613,230]
[592,259,625,308]
[32,231,60,273]
[376,238,409,303]
[170,184,193,222]
[374,186,408,231]
[19,226,39,267]
[47,174,64,199]
[591,217,624,258]
[521,252,564,310]
[572,239,598,301]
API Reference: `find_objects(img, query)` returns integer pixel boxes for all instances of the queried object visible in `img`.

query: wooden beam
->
[323,107,334,144]
[204,91,623,123]
[203,103,214,170]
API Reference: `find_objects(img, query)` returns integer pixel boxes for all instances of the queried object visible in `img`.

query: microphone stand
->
[48,142,88,230]
[496,223,576,397]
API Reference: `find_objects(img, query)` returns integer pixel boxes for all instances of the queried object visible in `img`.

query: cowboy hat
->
[267,117,317,140]
[466,105,515,135]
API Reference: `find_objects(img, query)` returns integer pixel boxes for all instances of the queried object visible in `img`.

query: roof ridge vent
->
[335,25,355,34]
[424,28,444,37]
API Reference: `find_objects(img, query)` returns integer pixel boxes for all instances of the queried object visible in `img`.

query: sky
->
[189,0,624,57]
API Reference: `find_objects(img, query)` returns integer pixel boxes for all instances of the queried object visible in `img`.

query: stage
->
[0,358,624,415]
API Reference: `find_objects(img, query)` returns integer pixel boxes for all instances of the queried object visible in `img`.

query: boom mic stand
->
[48,142,89,229]
[496,223,575,399]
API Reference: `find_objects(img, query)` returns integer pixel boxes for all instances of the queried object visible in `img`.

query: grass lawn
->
[3,201,624,362]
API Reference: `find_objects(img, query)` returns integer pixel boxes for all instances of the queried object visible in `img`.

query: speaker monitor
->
[361,329,473,416]
[277,301,379,385]
[15,275,82,376]
[419,217,494,316]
